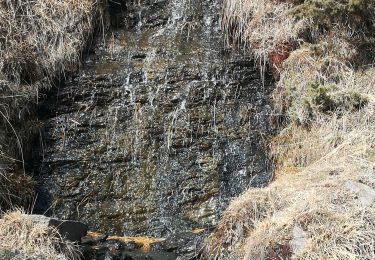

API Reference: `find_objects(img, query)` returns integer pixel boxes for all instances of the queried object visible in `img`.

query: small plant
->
[287,81,369,124]
[0,170,35,210]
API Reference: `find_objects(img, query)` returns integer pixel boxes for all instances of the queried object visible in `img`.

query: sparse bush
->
[0,170,35,210]
[275,41,372,124]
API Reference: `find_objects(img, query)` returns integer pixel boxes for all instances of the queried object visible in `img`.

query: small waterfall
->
[35,0,274,237]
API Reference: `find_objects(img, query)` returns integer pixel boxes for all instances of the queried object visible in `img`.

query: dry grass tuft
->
[291,0,375,26]
[273,26,372,125]
[0,210,80,259]
[0,169,35,210]
[0,0,98,85]
[221,0,309,75]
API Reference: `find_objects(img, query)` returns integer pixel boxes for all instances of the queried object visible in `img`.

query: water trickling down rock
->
[35,0,274,237]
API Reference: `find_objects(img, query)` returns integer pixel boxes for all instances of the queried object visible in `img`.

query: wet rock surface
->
[35,0,274,237]
[82,245,177,260]
[155,232,205,259]
[80,231,205,260]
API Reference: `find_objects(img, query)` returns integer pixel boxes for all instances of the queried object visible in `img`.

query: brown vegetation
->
[0,211,80,259]
[0,0,102,210]
[0,1,106,258]
[0,0,98,85]
[204,0,375,259]
[221,0,309,76]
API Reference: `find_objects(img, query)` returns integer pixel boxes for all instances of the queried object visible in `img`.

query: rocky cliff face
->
[35,0,274,237]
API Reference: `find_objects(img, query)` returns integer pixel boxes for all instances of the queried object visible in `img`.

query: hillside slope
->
[204,0,375,259]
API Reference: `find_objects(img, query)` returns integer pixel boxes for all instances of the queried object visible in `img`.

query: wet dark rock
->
[81,234,108,245]
[91,246,121,260]
[102,240,142,251]
[81,242,176,260]
[24,214,88,242]
[35,0,274,237]
[156,232,205,259]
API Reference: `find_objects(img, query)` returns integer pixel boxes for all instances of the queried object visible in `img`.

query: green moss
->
[308,82,339,113]
[290,0,374,26]
[287,80,368,124]
[309,82,368,113]
[0,248,15,260]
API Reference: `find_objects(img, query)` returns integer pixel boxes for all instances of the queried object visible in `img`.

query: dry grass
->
[0,211,80,260]
[273,27,371,125]
[221,0,309,75]
[0,170,35,210]
[273,90,374,173]
[0,0,98,85]
[0,0,101,210]
[204,0,375,259]
[204,114,375,258]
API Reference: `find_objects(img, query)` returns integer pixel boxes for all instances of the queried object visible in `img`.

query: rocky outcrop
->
[35,0,274,237]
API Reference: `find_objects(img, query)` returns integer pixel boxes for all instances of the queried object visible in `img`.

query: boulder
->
[81,234,109,245]
[291,225,307,256]
[24,214,88,242]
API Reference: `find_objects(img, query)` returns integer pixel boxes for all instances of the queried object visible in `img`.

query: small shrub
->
[274,41,371,124]
[0,170,35,210]
[287,81,368,123]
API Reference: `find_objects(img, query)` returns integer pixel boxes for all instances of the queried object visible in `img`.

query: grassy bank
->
[205,0,375,259]
[0,0,102,210]
[0,211,80,259]
[0,1,104,257]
